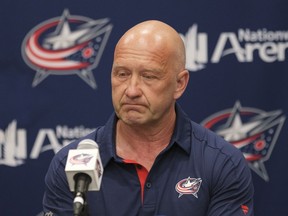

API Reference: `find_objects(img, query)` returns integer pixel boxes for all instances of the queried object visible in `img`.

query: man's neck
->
[115,113,176,171]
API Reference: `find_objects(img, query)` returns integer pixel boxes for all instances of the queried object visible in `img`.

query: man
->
[43,20,254,215]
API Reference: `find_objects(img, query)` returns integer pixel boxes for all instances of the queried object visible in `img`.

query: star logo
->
[201,101,286,181]
[175,177,202,198]
[21,9,113,89]
[69,153,94,165]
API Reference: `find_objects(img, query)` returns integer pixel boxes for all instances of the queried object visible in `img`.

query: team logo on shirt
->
[175,177,202,198]
[201,101,286,181]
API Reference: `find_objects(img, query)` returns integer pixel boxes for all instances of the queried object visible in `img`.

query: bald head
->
[114,20,186,72]
[111,20,190,128]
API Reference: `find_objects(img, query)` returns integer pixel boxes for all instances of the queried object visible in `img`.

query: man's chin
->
[124,117,145,126]
[121,114,147,126]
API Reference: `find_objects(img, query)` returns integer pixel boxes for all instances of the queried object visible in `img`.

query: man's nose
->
[125,75,142,98]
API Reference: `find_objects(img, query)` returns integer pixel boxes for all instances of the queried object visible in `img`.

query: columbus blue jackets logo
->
[175,177,202,198]
[69,153,93,165]
[201,101,286,181]
[96,159,102,178]
[21,9,113,89]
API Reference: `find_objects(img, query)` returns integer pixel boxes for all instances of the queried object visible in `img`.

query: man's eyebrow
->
[112,65,128,70]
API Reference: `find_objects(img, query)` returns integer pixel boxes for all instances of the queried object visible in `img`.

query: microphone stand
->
[79,201,89,216]
[73,173,91,216]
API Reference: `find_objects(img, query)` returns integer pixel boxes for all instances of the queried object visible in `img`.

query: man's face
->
[111,43,178,127]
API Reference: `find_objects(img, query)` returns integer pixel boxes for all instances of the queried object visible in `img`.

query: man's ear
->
[174,69,189,100]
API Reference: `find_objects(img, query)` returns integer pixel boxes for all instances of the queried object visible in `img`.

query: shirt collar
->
[168,103,192,154]
[97,103,192,167]
[96,113,118,167]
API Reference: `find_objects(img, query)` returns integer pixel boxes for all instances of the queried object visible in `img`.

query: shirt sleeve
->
[206,148,254,216]
[42,153,74,216]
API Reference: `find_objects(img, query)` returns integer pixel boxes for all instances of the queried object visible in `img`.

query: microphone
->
[65,139,103,216]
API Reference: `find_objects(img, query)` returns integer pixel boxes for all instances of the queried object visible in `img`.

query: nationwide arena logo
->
[21,9,113,89]
[201,101,286,181]
[0,120,95,167]
[180,24,288,71]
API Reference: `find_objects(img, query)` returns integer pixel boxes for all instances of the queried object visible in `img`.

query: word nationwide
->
[182,25,288,71]
[0,120,95,167]
[210,28,288,63]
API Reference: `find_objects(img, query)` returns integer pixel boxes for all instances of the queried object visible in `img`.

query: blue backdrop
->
[1,0,287,215]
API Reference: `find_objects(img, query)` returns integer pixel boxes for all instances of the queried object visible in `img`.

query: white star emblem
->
[44,10,89,50]
[217,113,262,141]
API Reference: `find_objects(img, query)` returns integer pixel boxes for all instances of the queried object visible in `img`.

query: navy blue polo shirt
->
[43,104,254,216]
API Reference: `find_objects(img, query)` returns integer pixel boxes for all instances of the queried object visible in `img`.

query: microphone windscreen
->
[65,139,103,192]
[77,139,99,149]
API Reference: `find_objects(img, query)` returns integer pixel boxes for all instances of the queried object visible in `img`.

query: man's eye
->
[118,72,126,77]
[117,71,129,78]
[142,74,157,80]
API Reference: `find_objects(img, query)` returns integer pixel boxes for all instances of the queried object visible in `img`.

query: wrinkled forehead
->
[116,35,168,57]
[114,36,171,73]
[119,31,168,50]
[114,21,186,71]
[116,20,181,50]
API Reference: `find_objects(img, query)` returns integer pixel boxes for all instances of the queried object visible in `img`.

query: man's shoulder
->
[190,121,243,161]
